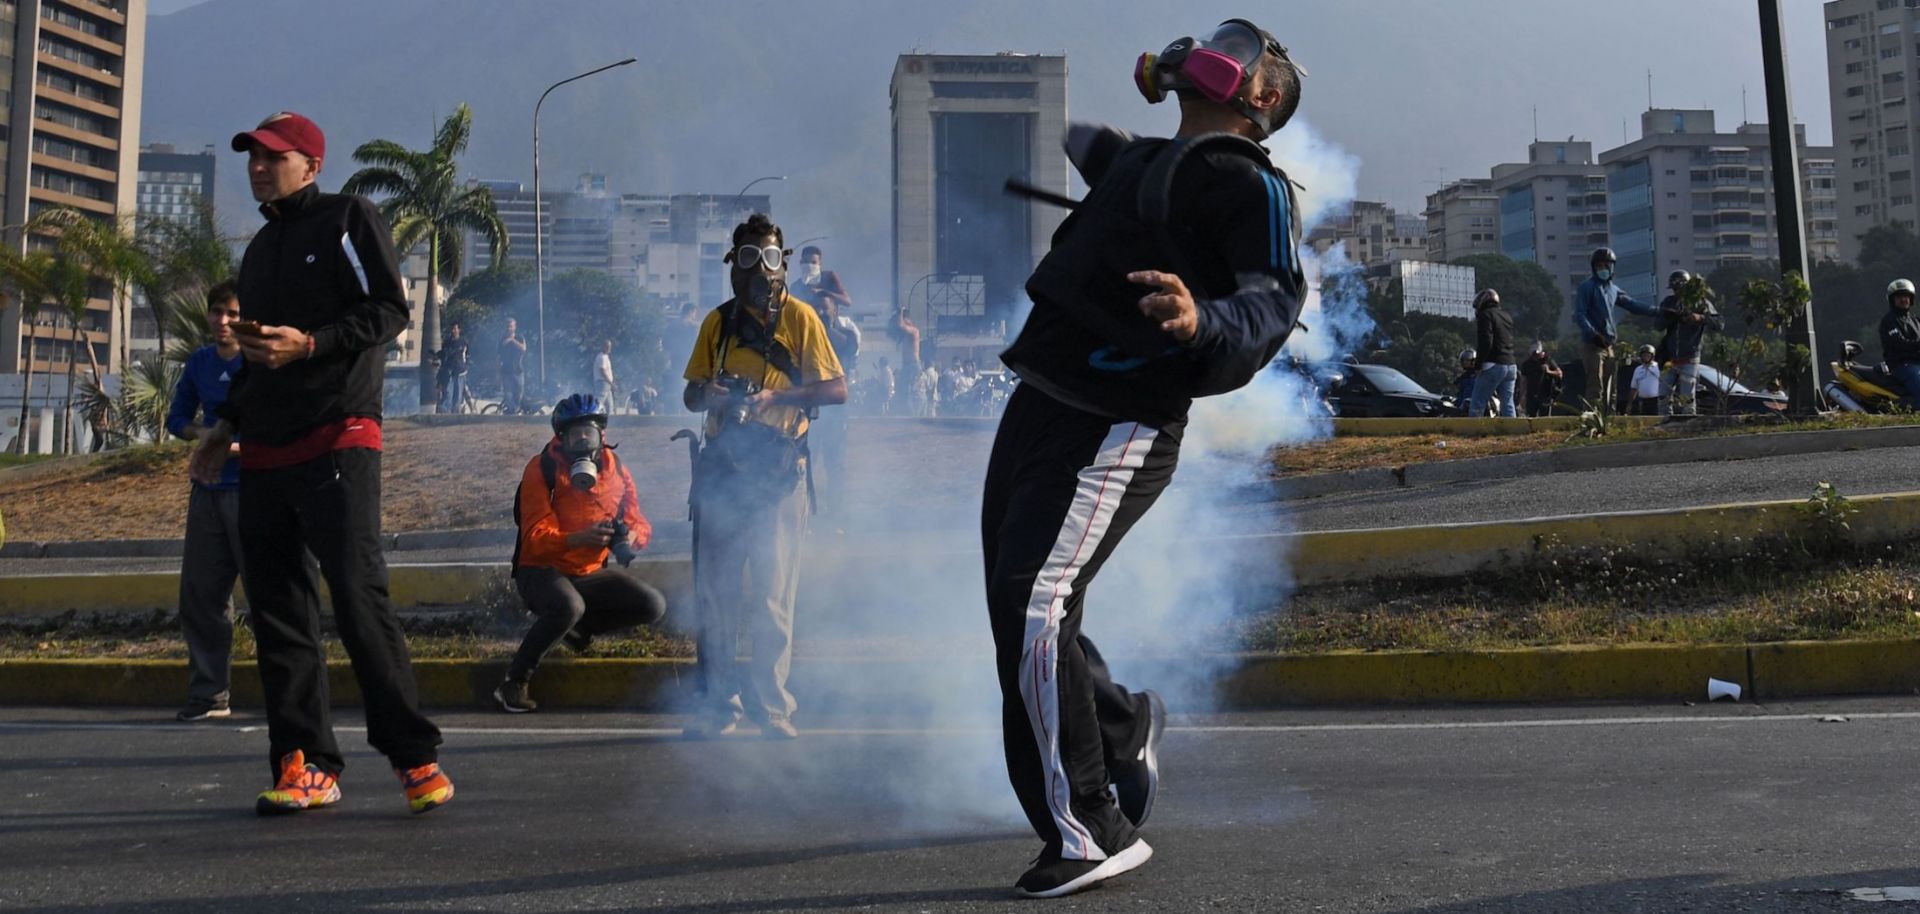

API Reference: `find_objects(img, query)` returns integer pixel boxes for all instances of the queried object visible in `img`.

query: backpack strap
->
[510,449,562,575]
[716,299,804,384]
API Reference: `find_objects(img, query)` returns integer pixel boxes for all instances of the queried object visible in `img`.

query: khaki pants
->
[1580,341,1616,410]
[692,462,808,723]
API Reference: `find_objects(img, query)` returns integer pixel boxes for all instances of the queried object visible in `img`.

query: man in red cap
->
[189,111,453,817]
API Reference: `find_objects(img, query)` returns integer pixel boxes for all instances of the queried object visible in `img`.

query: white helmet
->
[1890,278,1916,303]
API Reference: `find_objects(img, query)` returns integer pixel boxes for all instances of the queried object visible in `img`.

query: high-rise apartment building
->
[1598,109,1835,301]
[890,53,1067,346]
[0,0,147,377]
[1491,140,1610,302]
[1423,178,1500,263]
[1307,200,1427,272]
[128,142,212,356]
[1826,0,1920,262]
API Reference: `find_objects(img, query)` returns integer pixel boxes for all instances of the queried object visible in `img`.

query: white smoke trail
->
[646,117,1369,840]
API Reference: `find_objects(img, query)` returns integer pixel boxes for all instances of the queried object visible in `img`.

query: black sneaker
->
[1113,690,1165,827]
[561,628,593,654]
[493,678,537,713]
[1015,839,1153,899]
[176,700,231,722]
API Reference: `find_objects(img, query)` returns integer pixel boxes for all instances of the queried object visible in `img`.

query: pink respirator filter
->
[1183,49,1246,103]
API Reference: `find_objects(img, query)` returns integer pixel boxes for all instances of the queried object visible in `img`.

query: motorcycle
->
[1824,340,1910,413]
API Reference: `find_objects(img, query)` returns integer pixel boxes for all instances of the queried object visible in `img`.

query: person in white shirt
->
[593,339,616,414]
[1629,344,1662,415]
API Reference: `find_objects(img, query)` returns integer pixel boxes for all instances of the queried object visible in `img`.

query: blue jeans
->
[1470,363,1518,417]
[440,373,466,413]
[1894,362,1920,410]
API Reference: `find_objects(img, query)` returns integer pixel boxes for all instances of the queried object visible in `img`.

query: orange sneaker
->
[397,762,454,815]
[255,750,341,816]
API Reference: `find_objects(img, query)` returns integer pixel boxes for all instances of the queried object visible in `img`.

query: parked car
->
[1285,360,1450,418]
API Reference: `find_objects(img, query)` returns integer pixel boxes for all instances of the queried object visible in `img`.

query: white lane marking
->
[1848,886,1920,902]
[5,711,1920,738]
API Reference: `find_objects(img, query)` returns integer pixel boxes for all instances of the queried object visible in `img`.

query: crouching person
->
[494,393,666,712]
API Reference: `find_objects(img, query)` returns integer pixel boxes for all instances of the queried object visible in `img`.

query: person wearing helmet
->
[987,17,1307,900]
[1656,270,1722,416]
[680,213,847,741]
[1453,346,1480,410]
[1572,247,1660,409]
[1469,289,1517,417]
[1628,344,1664,414]
[1882,279,1920,408]
[494,394,665,713]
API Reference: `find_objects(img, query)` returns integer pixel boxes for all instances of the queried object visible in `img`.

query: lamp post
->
[533,56,635,388]
[732,175,786,220]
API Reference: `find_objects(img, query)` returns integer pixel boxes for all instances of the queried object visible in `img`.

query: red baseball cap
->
[230,111,325,160]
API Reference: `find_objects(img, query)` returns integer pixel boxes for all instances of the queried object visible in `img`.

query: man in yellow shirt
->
[680,212,846,738]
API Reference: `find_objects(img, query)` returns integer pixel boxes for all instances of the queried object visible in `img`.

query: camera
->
[714,372,763,426]
[607,517,638,567]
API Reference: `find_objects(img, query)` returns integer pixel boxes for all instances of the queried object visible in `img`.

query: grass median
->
[1272,412,1916,477]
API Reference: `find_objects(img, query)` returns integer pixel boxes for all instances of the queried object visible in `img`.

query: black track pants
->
[981,384,1180,861]
[239,448,442,776]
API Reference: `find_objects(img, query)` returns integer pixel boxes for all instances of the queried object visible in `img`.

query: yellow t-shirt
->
[682,293,845,438]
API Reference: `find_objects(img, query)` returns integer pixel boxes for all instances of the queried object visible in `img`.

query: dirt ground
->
[0,415,1000,542]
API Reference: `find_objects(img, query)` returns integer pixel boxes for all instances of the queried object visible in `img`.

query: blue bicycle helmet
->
[550,393,608,436]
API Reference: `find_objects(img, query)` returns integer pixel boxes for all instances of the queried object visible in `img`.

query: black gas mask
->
[561,420,606,490]
[729,241,789,313]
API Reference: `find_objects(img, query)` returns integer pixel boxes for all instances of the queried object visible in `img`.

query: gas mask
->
[1134,19,1303,138]
[749,273,785,312]
[561,421,604,489]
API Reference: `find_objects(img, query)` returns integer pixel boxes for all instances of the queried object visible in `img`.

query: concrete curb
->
[6,639,1915,709]
[1285,424,1920,499]
[9,491,1919,615]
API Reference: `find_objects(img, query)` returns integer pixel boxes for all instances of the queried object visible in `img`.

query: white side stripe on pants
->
[1019,421,1154,861]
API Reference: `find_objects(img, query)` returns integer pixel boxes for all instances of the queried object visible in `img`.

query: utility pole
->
[1757,0,1823,413]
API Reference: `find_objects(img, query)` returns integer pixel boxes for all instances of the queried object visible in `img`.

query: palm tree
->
[136,200,231,358]
[1,249,57,454]
[341,103,508,410]
[29,209,153,453]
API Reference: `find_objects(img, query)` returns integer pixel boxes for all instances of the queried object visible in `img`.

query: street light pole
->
[1757,0,1822,413]
[732,175,786,219]
[533,56,635,388]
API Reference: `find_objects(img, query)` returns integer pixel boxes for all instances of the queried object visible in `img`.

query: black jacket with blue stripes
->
[1005,124,1306,428]
[218,184,410,446]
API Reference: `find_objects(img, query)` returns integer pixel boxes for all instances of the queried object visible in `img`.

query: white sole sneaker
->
[1018,840,1153,899]
[491,686,534,714]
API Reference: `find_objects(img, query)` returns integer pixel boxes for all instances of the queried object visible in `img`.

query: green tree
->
[1452,253,1563,345]
[544,268,666,401]
[1,248,57,454]
[341,103,508,410]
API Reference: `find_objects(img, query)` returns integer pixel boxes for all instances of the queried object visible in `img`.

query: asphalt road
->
[7,698,1920,912]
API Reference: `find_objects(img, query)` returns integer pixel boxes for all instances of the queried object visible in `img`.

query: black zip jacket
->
[1884,307,1920,366]
[217,185,409,445]
[1658,294,1722,363]
[1005,125,1305,427]
[1475,305,1515,365]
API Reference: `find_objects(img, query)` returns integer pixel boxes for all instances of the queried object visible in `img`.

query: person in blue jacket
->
[1572,247,1660,409]
[164,281,247,722]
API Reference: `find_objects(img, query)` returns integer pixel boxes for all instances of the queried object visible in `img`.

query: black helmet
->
[1591,248,1617,268]
[1668,270,1691,290]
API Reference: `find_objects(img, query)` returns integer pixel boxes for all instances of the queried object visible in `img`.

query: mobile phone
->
[231,320,265,337]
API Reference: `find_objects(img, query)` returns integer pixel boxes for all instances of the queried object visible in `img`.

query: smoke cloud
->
[649,117,1366,838]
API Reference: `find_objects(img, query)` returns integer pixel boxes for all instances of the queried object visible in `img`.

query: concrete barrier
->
[7,639,1913,709]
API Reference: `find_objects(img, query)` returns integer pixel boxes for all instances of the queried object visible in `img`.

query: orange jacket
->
[514,440,651,576]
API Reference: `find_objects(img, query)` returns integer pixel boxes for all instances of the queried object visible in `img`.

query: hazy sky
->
[142,0,1836,301]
